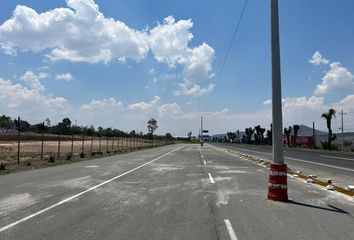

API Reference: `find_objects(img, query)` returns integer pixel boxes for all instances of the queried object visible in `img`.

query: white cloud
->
[175,83,215,97]
[314,62,354,95]
[263,99,272,105]
[80,98,123,111]
[309,51,329,66]
[333,94,354,112]
[78,95,270,135]
[0,77,68,120]
[127,96,160,110]
[55,73,75,81]
[0,0,149,63]
[0,3,215,97]
[158,103,184,118]
[182,43,214,84]
[20,70,47,92]
[149,16,193,67]
[149,16,215,97]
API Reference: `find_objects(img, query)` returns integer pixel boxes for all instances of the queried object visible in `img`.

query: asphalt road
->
[211,143,354,188]
[1,144,354,240]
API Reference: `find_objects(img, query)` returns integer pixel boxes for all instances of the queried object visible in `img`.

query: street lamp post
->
[267,0,288,202]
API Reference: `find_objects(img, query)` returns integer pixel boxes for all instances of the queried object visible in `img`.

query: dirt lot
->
[0,138,165,174]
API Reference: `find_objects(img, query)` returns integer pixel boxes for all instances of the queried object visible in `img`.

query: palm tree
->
[227,132,232,142]
[245,127,254,144]
[260,128,266,144]
[293,125,300,145]
[321,109,336,150]
[266,123,273,146]
[254,125,261,144]
[284,126,292,147]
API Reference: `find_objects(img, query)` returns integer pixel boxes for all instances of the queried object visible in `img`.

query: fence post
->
[99,136,101,152]
[111,138,114,151]
[117,137,120,151]
[106,137,109,152]
[90,135,93,154]
[58,131,61,159]
[81,133,85,155]
[41,122,44,160]
[71,133,74,156]
[17,116,20,165]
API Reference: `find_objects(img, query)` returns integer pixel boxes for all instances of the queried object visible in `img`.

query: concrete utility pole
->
[339,110,347,151]
[200,117,203,146]
[271,0,284,165]
[267,0,288,202]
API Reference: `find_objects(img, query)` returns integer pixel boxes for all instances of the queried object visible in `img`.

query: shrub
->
[114,150,117,153]
[106,150,110,154]
[91,152,96,156]
[97,151,103,155]
[80,152,85,158]
[24,160,31,166]
[0,161,6,170]
[48,155,55,163]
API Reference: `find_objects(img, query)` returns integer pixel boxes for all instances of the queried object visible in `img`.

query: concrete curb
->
[212,145,354,201]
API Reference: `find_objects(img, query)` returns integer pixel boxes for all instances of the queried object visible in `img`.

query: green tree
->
[187,131,192,141]
[165,133,173,140]
[0,115,14,129]
[284,126,292,147]
[292,124,300,145]
[321,109,336,150]
[147,118,158,135]
[58,118,72,135]
[245,127,254,144]
[254,125,261,144]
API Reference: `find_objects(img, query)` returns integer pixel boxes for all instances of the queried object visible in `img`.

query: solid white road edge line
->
[225,146,354,173]
[224,219,238,240]
[0,145,185,233]
[208,173,215,183]
[319,155,354,161]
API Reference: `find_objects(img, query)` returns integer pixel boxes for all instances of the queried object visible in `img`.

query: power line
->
[204,0,249,112]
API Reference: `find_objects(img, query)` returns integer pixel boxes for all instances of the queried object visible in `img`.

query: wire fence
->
[0,132,172,169]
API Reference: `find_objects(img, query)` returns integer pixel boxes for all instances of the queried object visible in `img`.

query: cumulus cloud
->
[149,16,193,67]
[0,77,68,119]
[175,83,215,97]
[55,73,75,81]
[0,4,215,97]
[158,103,184,118]
[333,94,354,112]
[127,96,160,110]
[309,51,329,66]
[20,70,47,92]
[78,95,268,135]
[80,98,123,111]
[0,0,149,63]
[314,62,354,95]
[149,16,215,97]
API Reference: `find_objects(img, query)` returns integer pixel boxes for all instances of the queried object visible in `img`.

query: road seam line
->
[208,173,215,183]
[0,145,185,233]
[224,219,238,240]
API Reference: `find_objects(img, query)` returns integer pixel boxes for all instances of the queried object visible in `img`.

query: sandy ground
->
[0,139,158,163]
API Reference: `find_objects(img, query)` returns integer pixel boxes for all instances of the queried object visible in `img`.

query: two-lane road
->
[1,144,354,240]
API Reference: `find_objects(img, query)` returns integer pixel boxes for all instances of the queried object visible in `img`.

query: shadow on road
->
[287,200,350,215]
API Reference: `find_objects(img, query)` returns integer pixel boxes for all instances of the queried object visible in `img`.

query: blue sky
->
[0,0,354,135]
